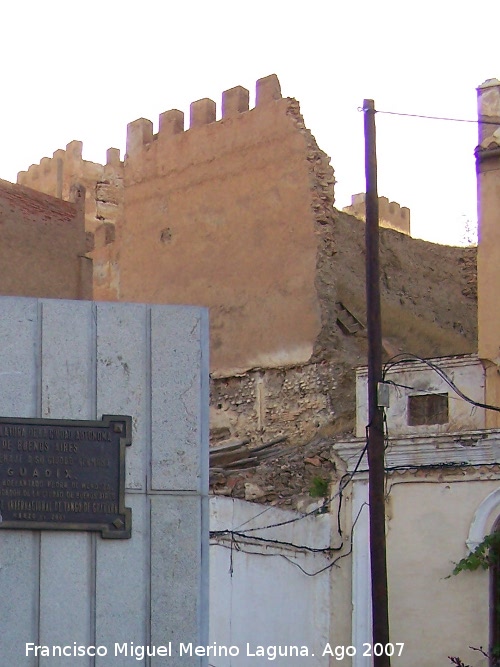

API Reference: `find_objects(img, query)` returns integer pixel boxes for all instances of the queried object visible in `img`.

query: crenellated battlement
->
[14,73,337,371]
[18,75,284,201]
[222,85,250,118]
[124,74,282,170]
[17,141,124,234]
[114,72,335,372]
[343,193,411,235]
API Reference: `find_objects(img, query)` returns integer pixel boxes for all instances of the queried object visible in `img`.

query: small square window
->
[408,393,448,426]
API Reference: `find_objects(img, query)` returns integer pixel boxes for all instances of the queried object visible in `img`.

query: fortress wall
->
[343,193,411,235]
[117,75,326,373]
[90,149,124,301]
[18,142,124,235]
[13,75,336,375]
[10,76,477,449]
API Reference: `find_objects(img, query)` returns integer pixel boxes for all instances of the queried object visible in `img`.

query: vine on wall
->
[448,531,500,667]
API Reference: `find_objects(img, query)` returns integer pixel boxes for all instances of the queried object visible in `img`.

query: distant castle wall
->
[17,142,124,303]
[17,141,124,235]
[342,193,410,235]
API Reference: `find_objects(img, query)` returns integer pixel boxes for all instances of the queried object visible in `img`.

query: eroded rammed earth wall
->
[18,75,335,377]
[118,75,332,375]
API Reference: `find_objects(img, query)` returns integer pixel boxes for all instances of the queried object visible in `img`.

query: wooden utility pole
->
[363,98,391,667]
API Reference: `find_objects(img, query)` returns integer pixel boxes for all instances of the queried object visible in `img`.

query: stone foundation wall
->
[210,361,339,446]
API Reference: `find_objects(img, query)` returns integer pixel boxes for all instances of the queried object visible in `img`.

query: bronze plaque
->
[0,414,131,539]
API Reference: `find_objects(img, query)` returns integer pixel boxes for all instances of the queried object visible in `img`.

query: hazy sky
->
[1,1,495,245]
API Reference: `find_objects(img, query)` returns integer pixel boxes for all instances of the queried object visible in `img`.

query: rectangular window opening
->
[408,393,449,426]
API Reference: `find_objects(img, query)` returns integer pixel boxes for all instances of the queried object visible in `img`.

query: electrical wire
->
[211,354,495,566]
[211,501,368,578]
[230,500,329,534]
[352,459,499,477]
[212,351,490,547]
[210,530,333,554]
[359,107,500,126]
[216,439,367,536]
[211,452,500,574]
[385,379,481,407]
[210,440,369,560]
[382,353,500,413]
[234,504,273,531]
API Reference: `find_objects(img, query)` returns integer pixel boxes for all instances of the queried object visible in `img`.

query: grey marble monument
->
[0,298,209,666]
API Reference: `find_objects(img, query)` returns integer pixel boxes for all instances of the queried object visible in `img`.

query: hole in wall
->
[160,228,172,243]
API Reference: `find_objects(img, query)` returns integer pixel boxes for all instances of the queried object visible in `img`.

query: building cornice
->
[334,428,500,475]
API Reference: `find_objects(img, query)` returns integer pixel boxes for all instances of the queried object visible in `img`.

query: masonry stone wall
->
[210,361,338,446]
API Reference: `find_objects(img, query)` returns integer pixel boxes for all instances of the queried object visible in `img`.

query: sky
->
[0,0,496,246]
